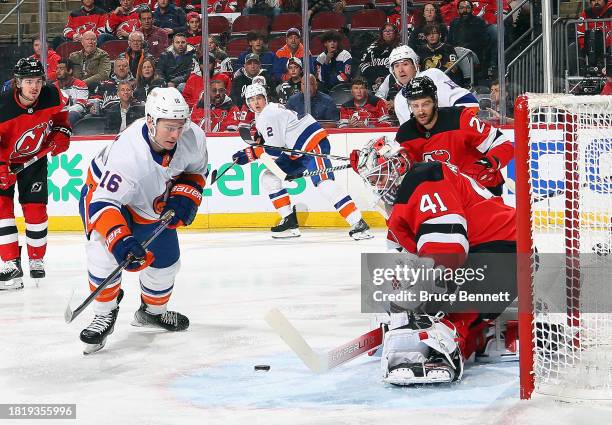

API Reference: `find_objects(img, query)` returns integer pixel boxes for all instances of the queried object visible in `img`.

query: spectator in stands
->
[307,0,336,20]
[439,0,458,25]
[209,36,228,62]
[104,80,144,133]
[138,7,169,58]
[416,23,463,85]
[134,57,167,101]
[577,0,612,51]
[409,3,449,52]
[448,0,489,80]
[191,78,240,132]
[276,57,303,104]
[154,0,187,37]
[242,0,281,18]
[183,52,216,109]
[157,33,195,91]
[386,0,417,36]
[339,76,391,128]
[470,0,507,77]
[287,74,339,126]
[31,37,61,82]
[53,0,106,49]
[602,67,612,94]
[273,28,313,82]
[232,54,273,107]
[185,12,201,46]
[281,0,300,13]
[358,23,400,92]
[54,59,89,125]
[100,0,140,43]
[315,30,352,93]
[93,57,134,111]
[374,73,402,121]
[206,0,237,13]
[120,31,152,77]
[237,31,276,77]
[69,31,112,88]
[486,79,514,123]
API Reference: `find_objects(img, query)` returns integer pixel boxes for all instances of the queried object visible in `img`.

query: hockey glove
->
[0,163,16,190]
[232,146,264,165]
[463,155,501,186]
[162,175,204,229]
[47,126,72,156]
[105,225,154,271]
[349,149,361,173]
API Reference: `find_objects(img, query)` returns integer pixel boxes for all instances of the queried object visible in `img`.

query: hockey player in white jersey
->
[389,45,479,125]
[232,83,372,240]
[77,87,208,354]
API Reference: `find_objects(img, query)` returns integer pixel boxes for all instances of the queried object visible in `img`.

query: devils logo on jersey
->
[422,149,451,164]
[11,121,51,160]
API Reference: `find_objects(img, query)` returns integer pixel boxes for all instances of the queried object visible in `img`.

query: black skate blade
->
[0,277,24,291]
[83,341,106,355]
[271,229,301,239]
[351,232,374,241]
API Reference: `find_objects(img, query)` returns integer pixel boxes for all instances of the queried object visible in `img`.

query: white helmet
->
[354,136,411,205]
[388,45,420,80]
[145,87,190,138]
[244,83,267,112]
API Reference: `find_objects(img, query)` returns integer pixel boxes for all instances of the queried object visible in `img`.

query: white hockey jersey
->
[254,102,328,153]
[83,118,208,235]
[394,68,479,125]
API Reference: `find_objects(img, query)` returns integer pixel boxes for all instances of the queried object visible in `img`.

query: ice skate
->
[29,259,45,286]
[80,289,124,355]
[349,219,373,240]
[0,259,24,291]
[271,206,300,239]
[132,301,189,331]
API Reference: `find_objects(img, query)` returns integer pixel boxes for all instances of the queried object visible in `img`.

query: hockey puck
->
[254,364,271,371]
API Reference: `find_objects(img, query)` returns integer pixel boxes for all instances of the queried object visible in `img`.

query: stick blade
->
[64,304,75,324]
[264,308,327,373]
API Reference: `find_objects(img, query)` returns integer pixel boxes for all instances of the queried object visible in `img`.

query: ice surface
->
[0,230,610,425]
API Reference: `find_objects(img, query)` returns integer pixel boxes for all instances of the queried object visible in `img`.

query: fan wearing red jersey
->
[396,76,513,195]
[0,58,71,290]
[350,136,516,385]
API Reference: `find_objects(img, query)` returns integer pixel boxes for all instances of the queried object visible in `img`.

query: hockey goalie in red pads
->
[350,136,517,385]
[0,58,72,290]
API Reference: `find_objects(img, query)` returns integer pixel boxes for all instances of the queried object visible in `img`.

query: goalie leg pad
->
[381,318,463,385]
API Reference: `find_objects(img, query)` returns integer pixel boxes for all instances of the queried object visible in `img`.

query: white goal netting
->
[522,94,612,401]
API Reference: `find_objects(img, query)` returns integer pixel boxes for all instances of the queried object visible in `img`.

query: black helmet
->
[402,76,437,103]
[13,57,45,79]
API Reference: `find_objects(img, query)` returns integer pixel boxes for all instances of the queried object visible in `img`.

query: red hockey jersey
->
[0,85,69,165]
[339,95,392,128]
[191,96,240,132]
[386,161,515,268]
[63,7,107,39]
[395,106,513,188]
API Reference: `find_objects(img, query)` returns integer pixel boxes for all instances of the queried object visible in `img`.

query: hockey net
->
[515,94,612,401]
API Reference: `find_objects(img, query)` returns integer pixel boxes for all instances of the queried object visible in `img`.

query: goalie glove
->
[0,162,16,190]
[463,155,501,186]
[162,174,204,229]
[106,225,154,271]
[47,125,72,156]
[231,145,265,165]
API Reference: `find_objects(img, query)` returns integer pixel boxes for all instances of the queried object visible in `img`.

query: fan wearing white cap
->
[231,83,373,240]
[77,87,208,354]
[388,45,479,125]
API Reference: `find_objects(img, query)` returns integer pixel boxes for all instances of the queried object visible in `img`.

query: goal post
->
[514,93,612,401]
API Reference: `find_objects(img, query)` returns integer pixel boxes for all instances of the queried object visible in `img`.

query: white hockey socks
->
[316,179,361,226]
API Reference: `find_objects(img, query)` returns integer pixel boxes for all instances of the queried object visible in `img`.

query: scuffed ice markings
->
[170,354,519,409]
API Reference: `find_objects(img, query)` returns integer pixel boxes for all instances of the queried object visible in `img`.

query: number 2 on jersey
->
[419,193,448,214]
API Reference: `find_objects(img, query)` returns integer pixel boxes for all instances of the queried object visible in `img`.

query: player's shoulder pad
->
[394,162,444,205]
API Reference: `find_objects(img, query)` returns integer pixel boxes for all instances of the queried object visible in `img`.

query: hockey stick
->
[9,147,54,174]
[210,158,239,185]
[264,308,383,373]
[238,127,287,179]
[64,210,175,324]
[238,126,349,162]
[285,163,352,181]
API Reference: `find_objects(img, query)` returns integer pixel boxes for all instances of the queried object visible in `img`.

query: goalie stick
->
[264,308,383,372]
[64,210,175,324]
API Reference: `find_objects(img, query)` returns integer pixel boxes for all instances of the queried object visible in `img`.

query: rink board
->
[18,127,611,231]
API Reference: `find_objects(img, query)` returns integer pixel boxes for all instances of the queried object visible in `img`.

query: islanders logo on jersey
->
[422,149,451,164]
[152,179,176,214]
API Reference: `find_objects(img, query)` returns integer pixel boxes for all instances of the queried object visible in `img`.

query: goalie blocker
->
[352,136,517,385]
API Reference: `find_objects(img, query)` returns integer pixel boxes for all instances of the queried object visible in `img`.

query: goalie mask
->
[353,136,411,205]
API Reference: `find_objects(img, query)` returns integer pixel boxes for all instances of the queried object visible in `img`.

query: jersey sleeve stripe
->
[416,233,469,255]
[453,92,479,108]
[421,213,467,228]
[416,223,468,242]
[293,123,328,152]
[476,128,507,153]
